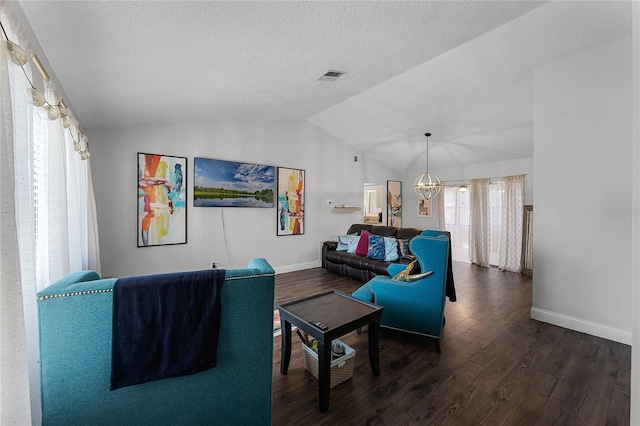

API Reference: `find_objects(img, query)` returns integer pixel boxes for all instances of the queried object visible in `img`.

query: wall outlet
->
[211,261,216,268]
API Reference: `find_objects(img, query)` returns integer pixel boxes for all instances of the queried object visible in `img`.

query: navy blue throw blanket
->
[110,269,225,391]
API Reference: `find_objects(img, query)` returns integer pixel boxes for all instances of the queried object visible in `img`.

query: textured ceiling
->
[15,1,632,172]
[309,1,633,172]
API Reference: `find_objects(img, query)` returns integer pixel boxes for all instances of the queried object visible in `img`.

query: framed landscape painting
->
[387,180,402,227]
[137,153,187,247]
[193,157,275,207]
[277,167,305,236]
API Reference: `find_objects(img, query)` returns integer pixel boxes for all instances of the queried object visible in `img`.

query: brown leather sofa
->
[321,224,423,282]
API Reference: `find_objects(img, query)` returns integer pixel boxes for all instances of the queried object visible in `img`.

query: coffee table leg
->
[317,340,331,412]
[280,320,292,375]
[368,320,381,376]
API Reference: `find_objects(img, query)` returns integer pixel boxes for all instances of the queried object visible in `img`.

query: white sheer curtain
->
[469,178,490,267]
[1,16,34,423]
[498,175,524,272]
[1,5,101,424]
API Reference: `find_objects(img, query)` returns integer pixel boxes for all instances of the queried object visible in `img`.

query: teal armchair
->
[352,233,450,353]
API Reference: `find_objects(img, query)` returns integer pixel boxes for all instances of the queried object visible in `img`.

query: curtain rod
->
[443,174,527,184]
[1,20,68,110]
[31,53,67,109]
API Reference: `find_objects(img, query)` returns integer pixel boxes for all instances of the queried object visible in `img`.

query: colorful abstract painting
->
[277,167,305,236]
[138,153,187,247]
[193,157,275,207]
[387,180,402,227]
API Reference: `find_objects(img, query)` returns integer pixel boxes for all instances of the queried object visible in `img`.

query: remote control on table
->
[308,320,328,330]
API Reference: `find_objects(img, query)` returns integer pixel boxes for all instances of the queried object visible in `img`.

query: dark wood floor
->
[271,262,630,425]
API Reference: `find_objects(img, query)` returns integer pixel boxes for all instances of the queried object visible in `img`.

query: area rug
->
[273,309,297,337]
[273,309,281,337]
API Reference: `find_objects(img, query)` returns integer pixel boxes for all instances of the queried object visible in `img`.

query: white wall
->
[401,158,534,230]
[533,38,633,344]
[89,120,400,277]
[631,3,640,422]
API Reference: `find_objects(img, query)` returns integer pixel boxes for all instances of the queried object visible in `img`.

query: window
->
[444,181,502,264]
[443,186,470,261]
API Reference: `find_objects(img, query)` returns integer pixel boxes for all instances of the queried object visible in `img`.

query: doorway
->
[363,183,383,224]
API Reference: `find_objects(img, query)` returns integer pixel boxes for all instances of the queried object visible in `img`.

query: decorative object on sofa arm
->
[391,260,433,282]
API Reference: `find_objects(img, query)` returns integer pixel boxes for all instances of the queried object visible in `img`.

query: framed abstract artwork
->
[193,157,275,207]
[277,167,305,236]
[418,197,433,217]
[387,180,402,227]
[137,153,187,247]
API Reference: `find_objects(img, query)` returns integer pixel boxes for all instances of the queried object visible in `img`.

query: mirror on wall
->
[363,183,383,224]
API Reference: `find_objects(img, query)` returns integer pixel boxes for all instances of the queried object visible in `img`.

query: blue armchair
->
[352,233,450,353]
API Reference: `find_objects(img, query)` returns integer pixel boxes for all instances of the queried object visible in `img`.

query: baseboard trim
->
[530,307,631,345]
[274,261,321,275]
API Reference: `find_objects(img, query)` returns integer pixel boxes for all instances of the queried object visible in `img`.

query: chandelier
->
[413,132,442,200]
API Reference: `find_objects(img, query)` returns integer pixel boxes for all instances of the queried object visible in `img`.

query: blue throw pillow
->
[347,236,360,254]
[384,237,399,262]
[336,235,350,252]
[367,235,385,260]
[397,238,411,257]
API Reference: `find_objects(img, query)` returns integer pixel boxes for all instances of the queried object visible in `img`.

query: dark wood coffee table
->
[277,290,383,412]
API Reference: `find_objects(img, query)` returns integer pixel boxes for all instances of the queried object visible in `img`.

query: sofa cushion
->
[347,223,373,236]
[367,235,385,260]
[343,252,371,269]
[368,225,399,237]
[356,231,370,256]
[396,227,423,240]
[367,258,393,275]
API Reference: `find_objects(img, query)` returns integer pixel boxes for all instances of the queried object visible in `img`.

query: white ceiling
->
[15,1,632,173]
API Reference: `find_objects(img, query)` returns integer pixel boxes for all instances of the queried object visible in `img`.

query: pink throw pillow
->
[355,230,370,256]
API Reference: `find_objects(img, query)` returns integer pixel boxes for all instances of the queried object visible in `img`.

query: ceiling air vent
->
[317,70,347,81]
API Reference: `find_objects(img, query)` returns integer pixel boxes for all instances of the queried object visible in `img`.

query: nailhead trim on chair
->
[224,273,274,281]
[38,288,112,300]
